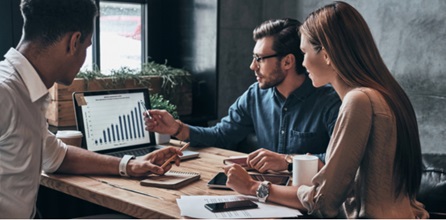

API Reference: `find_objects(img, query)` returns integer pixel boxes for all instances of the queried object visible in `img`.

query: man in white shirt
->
[0,0,183,218]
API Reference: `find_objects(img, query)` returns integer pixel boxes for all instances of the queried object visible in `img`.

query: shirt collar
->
[289,74,316,101]
[273,74,316,101]
[5,48,48,102]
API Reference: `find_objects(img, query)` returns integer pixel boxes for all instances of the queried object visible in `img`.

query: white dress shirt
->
[0,48,68,218]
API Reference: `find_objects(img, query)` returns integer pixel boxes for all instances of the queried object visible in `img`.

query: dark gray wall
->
[217,0,446,154]
[146,0,219,125]
[0,0,22,56]
[217,0,298,121]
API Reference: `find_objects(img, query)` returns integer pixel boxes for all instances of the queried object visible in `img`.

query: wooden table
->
[40,143,248,219]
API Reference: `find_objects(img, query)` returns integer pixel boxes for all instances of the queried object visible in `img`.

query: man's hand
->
[127,147,182,177]
[247,148,288,173]
[223,164,259,195]
[144,109,178,135]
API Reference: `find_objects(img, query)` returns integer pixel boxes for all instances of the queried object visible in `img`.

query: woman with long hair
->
[223,1,428,218]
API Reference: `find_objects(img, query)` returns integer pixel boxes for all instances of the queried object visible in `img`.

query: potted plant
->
[140,60,192,99]
[149,93,179,144]
[46,61,192,127]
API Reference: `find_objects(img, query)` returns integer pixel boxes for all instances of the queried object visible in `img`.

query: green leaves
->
[149,93,178,119]
[76,61,192,98]
[140,60,192,97]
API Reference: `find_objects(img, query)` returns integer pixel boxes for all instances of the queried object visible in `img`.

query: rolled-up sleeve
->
[42,129,67,173]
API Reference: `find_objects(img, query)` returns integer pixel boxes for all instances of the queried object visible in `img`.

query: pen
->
[161,142,190,169]
[139,100,152,119]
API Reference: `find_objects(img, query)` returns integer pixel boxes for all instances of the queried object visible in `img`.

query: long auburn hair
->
[300,1,422,199]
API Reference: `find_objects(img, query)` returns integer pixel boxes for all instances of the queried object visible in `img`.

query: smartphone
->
[205,200,258,212]
[207,172,230,189]
[207,172,290,189]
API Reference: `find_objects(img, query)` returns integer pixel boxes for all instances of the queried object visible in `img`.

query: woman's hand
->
[223,164,260,195]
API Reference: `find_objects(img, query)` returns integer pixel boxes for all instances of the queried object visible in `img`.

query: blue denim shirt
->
[189,75,341,160]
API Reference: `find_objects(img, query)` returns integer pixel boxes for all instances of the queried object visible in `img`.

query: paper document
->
[177,195,302,218]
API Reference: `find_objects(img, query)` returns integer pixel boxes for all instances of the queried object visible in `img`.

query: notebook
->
[72,88,199,160]
[140,170,201,189]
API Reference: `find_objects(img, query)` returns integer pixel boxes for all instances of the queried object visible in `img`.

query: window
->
[82,0,145,74]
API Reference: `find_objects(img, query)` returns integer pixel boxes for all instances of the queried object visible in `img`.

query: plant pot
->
[155,132,171,144]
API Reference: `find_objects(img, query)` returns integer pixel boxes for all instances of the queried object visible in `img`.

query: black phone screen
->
[207,172,228,188]
[205,200,258,212]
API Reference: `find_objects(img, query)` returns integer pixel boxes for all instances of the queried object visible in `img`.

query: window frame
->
[91,0,147,72]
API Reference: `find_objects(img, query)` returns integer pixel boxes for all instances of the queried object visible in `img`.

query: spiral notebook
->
[140,171,201,189]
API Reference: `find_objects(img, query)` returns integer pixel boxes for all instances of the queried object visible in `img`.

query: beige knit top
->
[297,87,428,218]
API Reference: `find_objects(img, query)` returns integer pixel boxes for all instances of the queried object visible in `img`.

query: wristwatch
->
[285,154,293,172]
[256,181,271,203]
[119,155,136,177]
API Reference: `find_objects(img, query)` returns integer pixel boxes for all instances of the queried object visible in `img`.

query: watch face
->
[258,184,269,198]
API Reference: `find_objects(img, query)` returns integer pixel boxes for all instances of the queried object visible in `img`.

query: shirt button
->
[284,108,288,111]
[281,130,285,134]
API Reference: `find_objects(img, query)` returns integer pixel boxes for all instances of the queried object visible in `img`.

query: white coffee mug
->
[155,132,170,144]
[292,155,318,187]
[56,130,83,147]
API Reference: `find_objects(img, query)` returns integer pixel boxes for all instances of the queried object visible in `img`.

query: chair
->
[418,153,446,218]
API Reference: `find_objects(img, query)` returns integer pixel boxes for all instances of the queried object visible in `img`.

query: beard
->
[258,65,286,89]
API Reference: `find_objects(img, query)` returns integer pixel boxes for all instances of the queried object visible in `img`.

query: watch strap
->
[119,155,135,177]
[285,154,293,172]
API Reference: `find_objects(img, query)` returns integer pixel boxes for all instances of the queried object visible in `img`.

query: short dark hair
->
[20,0,98,47]
[253,18,305,74]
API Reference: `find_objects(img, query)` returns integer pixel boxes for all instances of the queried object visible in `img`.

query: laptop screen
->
[73,88,155,154]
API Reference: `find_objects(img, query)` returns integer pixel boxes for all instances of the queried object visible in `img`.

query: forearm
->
[187,124,252,149]
[268,185,306,210]
[56,145,120,175]
[244,182,306,210]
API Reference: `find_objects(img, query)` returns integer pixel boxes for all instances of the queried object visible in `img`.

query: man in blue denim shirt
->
[145,18,341,172]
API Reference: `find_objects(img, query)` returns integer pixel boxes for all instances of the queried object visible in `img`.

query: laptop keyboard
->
[107,147,155,158]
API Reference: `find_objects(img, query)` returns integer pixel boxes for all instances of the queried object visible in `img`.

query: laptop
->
[72,88,199,160]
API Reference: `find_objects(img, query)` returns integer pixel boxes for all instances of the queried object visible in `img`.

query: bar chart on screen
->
[81,92,151,152]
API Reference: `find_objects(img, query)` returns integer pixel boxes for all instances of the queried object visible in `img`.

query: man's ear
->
[67,32,82,55]
[282,54,295,70]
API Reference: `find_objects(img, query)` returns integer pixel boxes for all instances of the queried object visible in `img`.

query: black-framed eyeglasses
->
[253,54,281,62]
